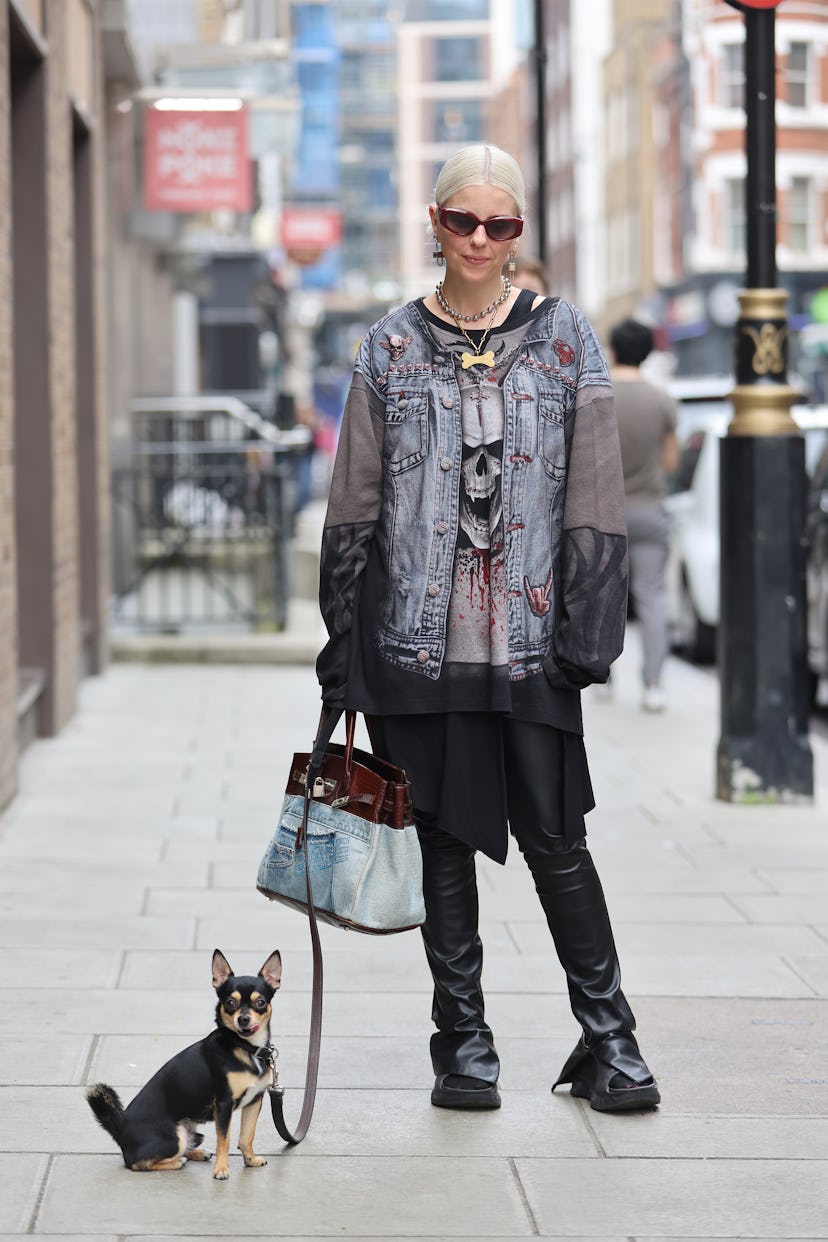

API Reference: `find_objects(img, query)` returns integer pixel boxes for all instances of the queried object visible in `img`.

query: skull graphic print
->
[458,390,503,552]
[445,376,508,667]
[460,441,503,550]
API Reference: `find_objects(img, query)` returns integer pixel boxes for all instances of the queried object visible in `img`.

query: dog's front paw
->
[213,1166,230,1180]
[243,1154,267,1168]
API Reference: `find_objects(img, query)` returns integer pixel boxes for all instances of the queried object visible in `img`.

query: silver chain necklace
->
[435,278,511,323]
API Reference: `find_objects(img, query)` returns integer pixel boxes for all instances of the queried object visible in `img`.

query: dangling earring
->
[507,250,517,280]
[432,236,444,267]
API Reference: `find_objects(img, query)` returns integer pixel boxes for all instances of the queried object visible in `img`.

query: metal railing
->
[111,396,311,633]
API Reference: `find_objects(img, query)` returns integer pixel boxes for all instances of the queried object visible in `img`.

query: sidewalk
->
[0,632,826,1241]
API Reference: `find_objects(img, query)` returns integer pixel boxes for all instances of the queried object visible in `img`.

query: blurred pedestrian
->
[315,144,660,1115]
[504,254,548,294]
[609,319,679,712]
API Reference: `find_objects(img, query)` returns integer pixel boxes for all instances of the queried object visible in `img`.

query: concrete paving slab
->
[256,1088,598,1159]
[515,1156,828,1238]
[625,950,814,998]
[788,955,828,996]
[730,894,828,924]
[10,787,179,815]
[118,944,434,993]
[0,809,220,845]
[1,947,122,989]
[609,996,828,1116]
[0,1237,117,1242]
[511,892,749,923]
[194,910,424,952]
[587,1111,828,1159]
[759,869,828,889]
[0,1036,92,1086]
[0,886,144,920]
[480,857,773,897]
[37,1154,533,1236]
[0,860,209,898]
[165,840,271,869]
[0,833,166,865]
[146,887,313,918]
[0,916,195,952]
[0,1154,48,1233]
[86,1035,431,1091]
[601,866,774,895]
[510,919,827,958]
[0,1086,123,1154]
[0,990,211,1037]
[698,815,828,844]
[54,1083,597,1159]
[682,843,828,871]
[123,1238,623,1242]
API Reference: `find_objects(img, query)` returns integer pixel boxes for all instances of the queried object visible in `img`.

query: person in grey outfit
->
[609,320,679,711]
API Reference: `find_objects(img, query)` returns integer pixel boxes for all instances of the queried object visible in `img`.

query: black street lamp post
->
[533,0,547,266]
[717,0,813,801]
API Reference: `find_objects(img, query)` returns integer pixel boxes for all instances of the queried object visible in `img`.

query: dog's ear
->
[212,949,233,989]
[258,950,282,991]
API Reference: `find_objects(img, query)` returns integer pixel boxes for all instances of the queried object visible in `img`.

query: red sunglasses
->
[438,207,524,242]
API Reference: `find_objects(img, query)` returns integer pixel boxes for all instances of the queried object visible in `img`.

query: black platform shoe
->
[432,1073,501,1111]
[552,1032,660,1113]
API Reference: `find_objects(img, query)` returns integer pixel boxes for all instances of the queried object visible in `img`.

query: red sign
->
[281,208,342,250]
[725,1,783,9]
[144,108,251,213]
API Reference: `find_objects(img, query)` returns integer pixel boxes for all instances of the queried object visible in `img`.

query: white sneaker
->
[642,684,666,713]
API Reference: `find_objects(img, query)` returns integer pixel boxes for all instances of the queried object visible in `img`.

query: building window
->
[432,36,484,82]
[720,43,743,109]
[786,42,809,108]
[605,89,627,160]
[430,99,483,143]
[788,176,812,251]
[724,178,745,256]
[406,0,489,17]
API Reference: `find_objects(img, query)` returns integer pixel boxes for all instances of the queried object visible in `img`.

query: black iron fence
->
[111,396,311,633]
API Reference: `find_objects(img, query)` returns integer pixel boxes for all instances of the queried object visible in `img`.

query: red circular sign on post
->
[725,1,783,9]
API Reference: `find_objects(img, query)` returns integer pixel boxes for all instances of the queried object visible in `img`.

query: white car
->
[664,396,828,665]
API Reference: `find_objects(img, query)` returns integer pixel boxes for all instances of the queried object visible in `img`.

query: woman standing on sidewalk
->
[316,144,660,1114]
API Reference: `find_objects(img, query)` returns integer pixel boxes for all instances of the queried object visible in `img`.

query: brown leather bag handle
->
[342,710,356,787]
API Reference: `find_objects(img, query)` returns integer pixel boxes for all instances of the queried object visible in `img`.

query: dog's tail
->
[85,1083,125,1142]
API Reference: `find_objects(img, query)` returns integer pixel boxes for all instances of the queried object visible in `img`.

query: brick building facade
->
[0,0,109,810]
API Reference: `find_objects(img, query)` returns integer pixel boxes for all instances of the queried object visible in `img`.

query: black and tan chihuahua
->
[86,949,281,1178]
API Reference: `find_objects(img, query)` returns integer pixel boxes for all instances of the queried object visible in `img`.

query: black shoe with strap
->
[552,1031,660,1113]
[432,1073,501,1110]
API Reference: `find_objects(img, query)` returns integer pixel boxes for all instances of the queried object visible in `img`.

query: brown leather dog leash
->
[267,710,340,1145]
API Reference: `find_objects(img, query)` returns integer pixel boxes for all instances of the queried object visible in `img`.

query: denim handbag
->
[257,708,424,934]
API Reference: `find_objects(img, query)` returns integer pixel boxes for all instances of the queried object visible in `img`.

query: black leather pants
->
[417,812,500,1081]
[417,719,635,1078]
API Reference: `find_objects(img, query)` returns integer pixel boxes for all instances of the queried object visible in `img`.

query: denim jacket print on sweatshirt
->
[316,296,628,707]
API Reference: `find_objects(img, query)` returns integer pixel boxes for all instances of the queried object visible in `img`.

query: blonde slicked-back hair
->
[434,144,526,216]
